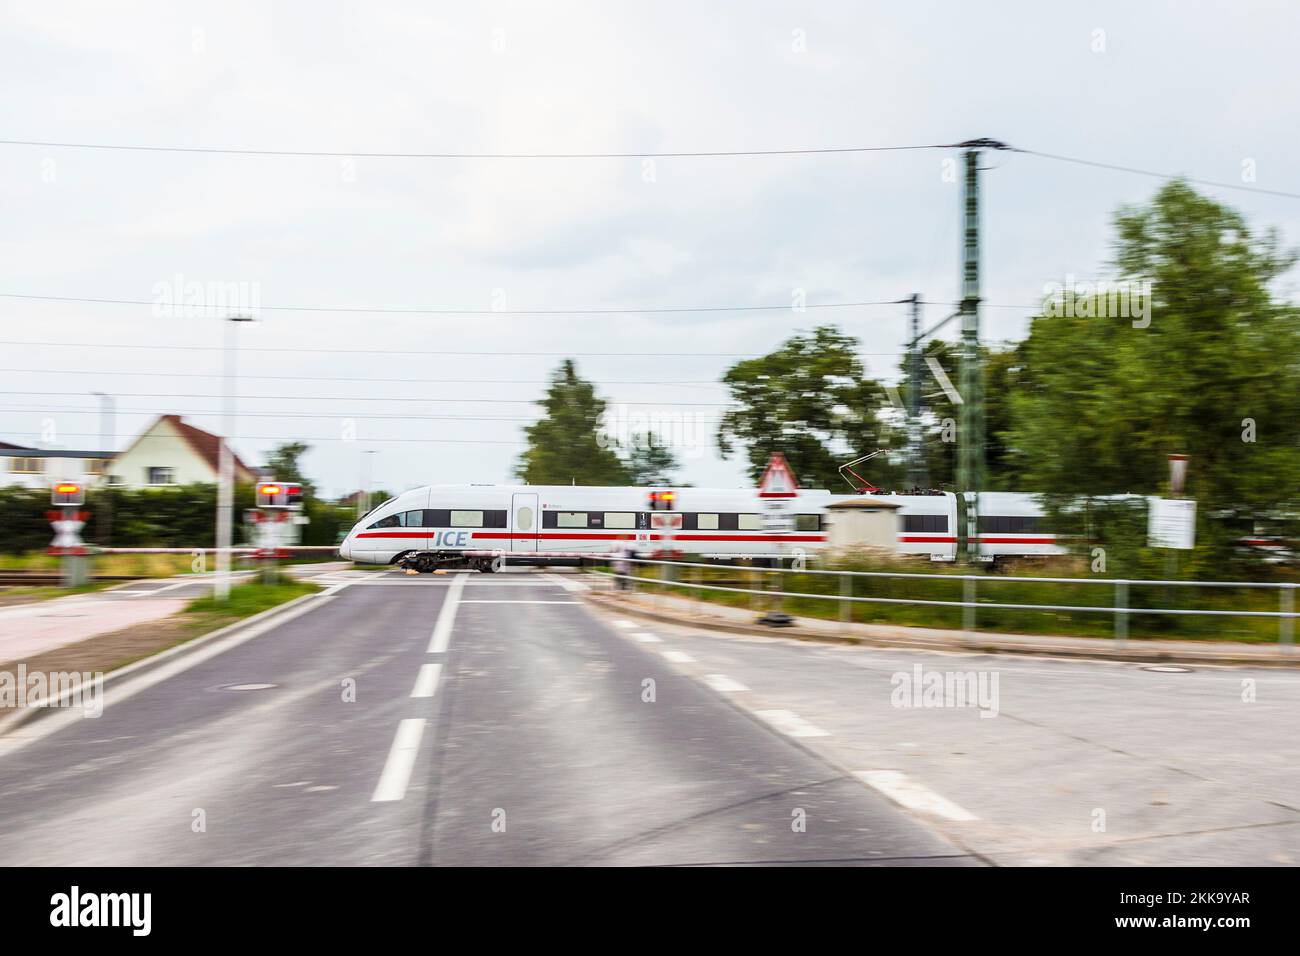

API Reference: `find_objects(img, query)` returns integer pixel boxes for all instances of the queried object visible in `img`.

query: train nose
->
[339,539,353,560]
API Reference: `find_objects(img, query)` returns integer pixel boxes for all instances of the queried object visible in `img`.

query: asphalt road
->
[0,568,973,866]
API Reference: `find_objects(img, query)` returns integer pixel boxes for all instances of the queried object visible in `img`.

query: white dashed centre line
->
[427,574,468,653]
[702,674,749,693]
[631,632,662,643]
[371,718,427,803]
[410,662,443,699]
[612,620,638,630]
[855,770,979,822]
[662,650,697,664]
[755,709,830,738]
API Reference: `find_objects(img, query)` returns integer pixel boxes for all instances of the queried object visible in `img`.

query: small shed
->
[824,496,903,553]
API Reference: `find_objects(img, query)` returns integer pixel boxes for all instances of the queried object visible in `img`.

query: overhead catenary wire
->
[1,135,1294,199]
[0,390,734,407]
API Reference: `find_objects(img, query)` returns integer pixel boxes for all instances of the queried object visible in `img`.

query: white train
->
[337,484,1065,571]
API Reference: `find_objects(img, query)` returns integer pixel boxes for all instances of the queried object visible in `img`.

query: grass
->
[618,559,1298,645]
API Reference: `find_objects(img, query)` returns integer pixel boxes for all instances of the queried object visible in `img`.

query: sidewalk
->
[584,585,1300,667]
[0,590,189,665]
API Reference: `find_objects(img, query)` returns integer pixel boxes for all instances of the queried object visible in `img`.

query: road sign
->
[762,499,795,534]
[757,453,798,498]
[1148,497,1196,550]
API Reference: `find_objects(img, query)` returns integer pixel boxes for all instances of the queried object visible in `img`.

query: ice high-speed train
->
[337,484,1063,571]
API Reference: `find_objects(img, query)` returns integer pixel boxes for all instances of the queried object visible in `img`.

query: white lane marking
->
[459,599,579,604]
[371,718,427,802]
[544,573,589,592]
[612,619,638,629]
[410,662,443,699]
[631,631,662,643]
[662,650,696,664]
[703,674,749,693]
[427,574,468,653]
[755,709,830,738]
[855,770,979,822]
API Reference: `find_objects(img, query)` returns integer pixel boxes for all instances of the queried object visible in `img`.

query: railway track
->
[0,572,145,587]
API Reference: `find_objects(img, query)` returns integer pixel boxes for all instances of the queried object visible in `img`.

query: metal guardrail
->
[588,556,1299,649]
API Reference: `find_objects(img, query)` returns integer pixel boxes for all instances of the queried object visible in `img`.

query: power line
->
[1,430,527,446]
[0,339,911,358]
[0,138,952,160]
[0,404,723,422]
[0,292,920,315]
[0,367,730,388]
[0,390,734,407]
[1015,148,1300,201]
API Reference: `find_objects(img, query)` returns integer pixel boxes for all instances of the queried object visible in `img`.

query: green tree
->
[624,432,679,485]
[717,326,900,490]
[1007,180,1300,566]
[515,360,631,485]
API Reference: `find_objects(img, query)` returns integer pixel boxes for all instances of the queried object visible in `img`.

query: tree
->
[716,326,900,490]
[515,360,631,485]
[624,432,679,485]
[1007,180,1300,565]
[266,441,315,496]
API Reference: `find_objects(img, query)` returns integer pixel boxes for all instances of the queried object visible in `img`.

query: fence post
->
[962,576,976,633]
[1282,584,1295,650]
[839,572,851,635]
[1115,579,1128,650]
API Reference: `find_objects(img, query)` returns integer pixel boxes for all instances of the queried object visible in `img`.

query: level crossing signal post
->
[47,481,90,588]
[249,481,304,584]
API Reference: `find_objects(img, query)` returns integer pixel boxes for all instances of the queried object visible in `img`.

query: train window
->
[795,514,821,532]
[980,515,1040,534]
[368,513,402,529]
[738,514,762,531]
[450,510,483,527]
[400,510,426,527]
[903,514,949,533]
[695,513,719,530]
[425,509,450,527]
[482,510,508,528]
[717,513,739,531]
[604,512,636,529]
[556,512,587,529]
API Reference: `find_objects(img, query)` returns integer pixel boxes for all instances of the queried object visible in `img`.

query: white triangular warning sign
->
[757,452,799,498]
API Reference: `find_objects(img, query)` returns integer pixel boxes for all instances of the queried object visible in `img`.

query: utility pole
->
[216,314,254,600]
[955,138,1010,564]
[904,293,927,489]
[90,390,115,544]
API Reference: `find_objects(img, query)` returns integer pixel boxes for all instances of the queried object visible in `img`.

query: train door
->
[511,492,539,551]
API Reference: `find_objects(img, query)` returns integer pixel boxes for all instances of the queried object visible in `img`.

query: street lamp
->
[360,449,378,518]
[215,313,255,601]
[90,391,116,543]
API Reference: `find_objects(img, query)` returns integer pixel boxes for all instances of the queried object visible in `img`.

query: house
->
[109,415,257,488]
[1,441,116,489]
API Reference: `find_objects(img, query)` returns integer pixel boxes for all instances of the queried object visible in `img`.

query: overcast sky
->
[3,1,1298,497]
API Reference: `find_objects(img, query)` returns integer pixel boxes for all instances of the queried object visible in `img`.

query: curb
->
[0,589,326,737]
[583,591,1300,667]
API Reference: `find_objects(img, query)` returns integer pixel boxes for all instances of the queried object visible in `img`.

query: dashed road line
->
[371,718,427,802]
[631,631,662,643]
[662,650,697,664]
[427,574,468,653]
[755,709,830,738]
[612,619,638,630]
[702,673,749,693]
[460,599,579,604]
[544,573,589,592]
[855,770,979,822]
[410,662,443,699]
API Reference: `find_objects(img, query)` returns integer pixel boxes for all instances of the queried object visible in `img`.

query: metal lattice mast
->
[955,139,1008,562]
[905,292,927,489]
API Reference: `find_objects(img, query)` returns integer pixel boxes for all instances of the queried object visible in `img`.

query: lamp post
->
[215,314,255,601]
[360,449,378,518]
[90,391,116,544]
